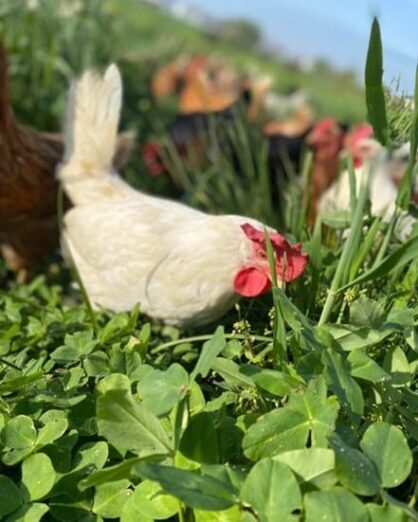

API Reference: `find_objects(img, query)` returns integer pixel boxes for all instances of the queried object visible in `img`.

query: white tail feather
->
[59,64,122,185]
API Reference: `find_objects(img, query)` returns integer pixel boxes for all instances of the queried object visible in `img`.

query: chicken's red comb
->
[311,117,338,135]
[344,123,373,149]
[306,118,341,148]
[343,124,374,167]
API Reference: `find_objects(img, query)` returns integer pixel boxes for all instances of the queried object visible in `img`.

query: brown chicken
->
[151,55,240,113]
[0,43,135,274]
[178,56,239,113]
[306,118,347,222]
[151,55,271,120]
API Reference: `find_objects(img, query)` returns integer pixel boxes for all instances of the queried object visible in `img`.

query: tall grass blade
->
[264,230,287,369]
[318,175,370,325]
[371,213,397,268]
[298,150,313,234]
[349,216,381,281]
[365,17,389,146]
[347,155,357,221]
[307,216,322,314]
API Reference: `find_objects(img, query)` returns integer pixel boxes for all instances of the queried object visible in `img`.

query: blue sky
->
[187,0,417,93]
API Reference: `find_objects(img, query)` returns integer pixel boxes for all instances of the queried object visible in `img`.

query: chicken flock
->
[1,45,415,326]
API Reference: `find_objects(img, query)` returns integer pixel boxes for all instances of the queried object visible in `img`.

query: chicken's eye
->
[258,249,267,259]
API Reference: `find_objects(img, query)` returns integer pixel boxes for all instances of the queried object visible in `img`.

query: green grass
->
[1,4,418,522]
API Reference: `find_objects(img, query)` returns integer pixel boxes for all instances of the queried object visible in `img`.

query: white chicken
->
[318,128,416,240]
[58,65,308,328]
[319,138,396,219]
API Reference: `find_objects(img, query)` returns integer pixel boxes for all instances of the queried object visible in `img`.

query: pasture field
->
[0,1,417,521]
